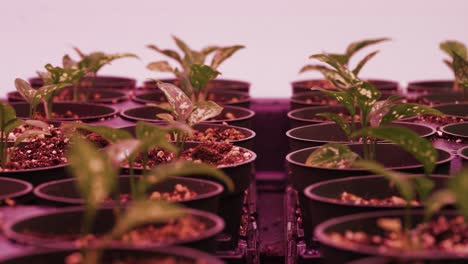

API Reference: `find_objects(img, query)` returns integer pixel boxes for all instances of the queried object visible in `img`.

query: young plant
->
[14,78,71,119]
[303,54,442,171]
[153,81,223,148]
[67,129,232,236]
[147,36,244,101]
[68,47,139,101]
[440,40,468,97]
[0,102,51,168]
[300,37,390,79]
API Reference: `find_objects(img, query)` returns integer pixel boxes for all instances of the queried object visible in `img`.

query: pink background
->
[1,0,468,97]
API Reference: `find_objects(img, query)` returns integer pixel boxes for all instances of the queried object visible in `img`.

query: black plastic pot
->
[288,105,349,128]
[34,176,223,214]
[315,210,466,264]
[8,89,128,104]
[433,103,468,119]
[29,76,137,90]
[120,123,255,150]
[287,144,452,193]
[286,122,436,151]
[132,90,251,108]
[143,78,250,93]
[303,175,448,242]
[417,92,466,106]
[122,142,257,249]
[458,145,468,167]
[0,164,69,187]
[0,246,225,264]
[291,79,399,94]
[441,122,468,141]
[11,102,118,122]
[290,91,400,110]
[4,207,224,253]
[407,80,455,94]
[0,177,34,204]
[120,105,255,129]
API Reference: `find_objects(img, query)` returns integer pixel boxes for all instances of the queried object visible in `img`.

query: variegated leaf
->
[147,61,175,73]
[316,112,351,137]
[188,101,223,126]
[14,78,37,103]
[189,64,220,92]
[156,82,194,121]
[147,44,183,63]
[211,45,245,69]
[305,143,360,168]
[380,104,443,125]
[345,38,390,58]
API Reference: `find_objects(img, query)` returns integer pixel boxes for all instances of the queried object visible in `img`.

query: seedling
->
[300,38,390,79]
[0,102,51,169]
[303,54,441,173]
[68,47,139,101]
[440,40,468,98]
[147,36,244,101]
[15,78,71,119]
[152,81,223,148]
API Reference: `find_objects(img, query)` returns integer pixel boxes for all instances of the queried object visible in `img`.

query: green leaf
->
[147,44,183,64]
[188,101,223,126]
[352,51,379,76]
[452,52,468,88]
[210,45,245,70]
[448,168,468,219]
[156,82,194,121]
[440,40,467,60]
[32,83,71,109]
[105,139,142,166]
[135,121,177,153]
[309,54,357,85]
[351,125,438,175]
[316,112,351,137]
[300,65,348,88]
[68,135,117,210]
[353,160,414,201]
[14,78,36,103]
[425,189,456,220]
[173,36,194,64]
[349,82,381,123]
[62,54,77,69]
[67,123,133,143]
[0,102,20,132]
[110,201,184,239]
[189,64,220,92]
[146,61,175,73]
[14,129,51,146]
[345,38,390,58]
[156,113,175,122]
[77,51,139,74]
[380,103,443,125]
[201,45,219,55]
[305,143,360,168]
[139,160,234,193]
[314,89,355,115]
[328,53,349,65]
[23,120,50,131]
[410,177,435,202]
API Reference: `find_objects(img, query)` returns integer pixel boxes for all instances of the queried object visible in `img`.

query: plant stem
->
[73,83,79,102]
[85,74,97,102]
[82,206,95,236]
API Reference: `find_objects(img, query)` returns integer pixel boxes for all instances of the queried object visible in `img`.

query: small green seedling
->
[0,102,51,169]
[440,41,468,100]
[67,131,232,243]
[300,38,390,79]
[15,78,70,119]
[147,36,244,101]
[153,81,223,148]
[303,54,441,170]
[69,47,139,101]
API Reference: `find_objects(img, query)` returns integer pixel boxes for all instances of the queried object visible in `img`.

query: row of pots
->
[0,80,259,262]
[284,78,468,262]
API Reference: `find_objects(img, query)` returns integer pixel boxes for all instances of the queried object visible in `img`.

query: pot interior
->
[434,103,468,118]
[442,122,468,138]
[12,102,117,121]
